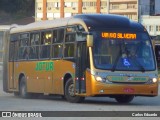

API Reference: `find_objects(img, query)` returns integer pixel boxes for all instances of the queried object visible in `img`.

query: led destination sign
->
[101,32,137,39]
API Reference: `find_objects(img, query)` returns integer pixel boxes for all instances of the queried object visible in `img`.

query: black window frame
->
[39,29,52,60]
[52,27,65,59]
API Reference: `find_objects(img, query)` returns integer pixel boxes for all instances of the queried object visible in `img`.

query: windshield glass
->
[93,31,156,71]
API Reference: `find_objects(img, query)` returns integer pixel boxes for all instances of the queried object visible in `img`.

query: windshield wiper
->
[130,47,145,72]
[132,57,145,72]
[111,49,122,72]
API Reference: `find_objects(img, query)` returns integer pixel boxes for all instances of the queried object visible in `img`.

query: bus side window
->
[30,33,40,59]
[23,47,30,60]
[75,25,86,41]
[40,31,52,59]
[19,33,29,60]
[66,26,76,42]
[52,44,63,58]
[52,30,57,43]
[64,43,74,58]
[52,28,64,59]
[57,28,64,43]
[63,26,76,58]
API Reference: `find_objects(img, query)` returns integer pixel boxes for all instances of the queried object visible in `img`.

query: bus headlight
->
[95,76,102,82]
[95,76,107,83]
[152,78,157,83]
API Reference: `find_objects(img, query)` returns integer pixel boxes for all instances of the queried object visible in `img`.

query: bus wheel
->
[115,95,134,103]
[65,78,84,103]
[19,76,30,98]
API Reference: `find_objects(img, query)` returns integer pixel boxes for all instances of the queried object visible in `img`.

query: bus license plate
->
[124,88,134,93]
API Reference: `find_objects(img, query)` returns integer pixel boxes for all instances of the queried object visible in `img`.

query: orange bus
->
[3,14,158,103]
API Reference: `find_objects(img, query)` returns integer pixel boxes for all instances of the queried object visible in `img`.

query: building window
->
[82,2,96,7]
[47,2,54,10]
[54,2,60,8]
[37,2,43,11]
[149,25,154,32]
[110,4,120,10]
[156,26,160,32]
[71,2,77,8]
[101,1,107,7]
[37,13,43,18]
[127,3,137,9]
[53,13,60,18]
[65,2,71,7]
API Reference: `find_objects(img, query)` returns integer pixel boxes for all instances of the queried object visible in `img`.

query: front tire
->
[65,78,84,103]
[115,95,134,103]
[19,76,31,98]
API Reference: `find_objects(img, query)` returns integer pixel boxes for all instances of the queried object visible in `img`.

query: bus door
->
[75,42,86,94]
[9,41,18,89]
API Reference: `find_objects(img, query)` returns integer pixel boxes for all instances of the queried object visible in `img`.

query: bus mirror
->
[87,34,93,47]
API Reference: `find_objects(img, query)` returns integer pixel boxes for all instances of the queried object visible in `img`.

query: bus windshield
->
[93,31,156,71]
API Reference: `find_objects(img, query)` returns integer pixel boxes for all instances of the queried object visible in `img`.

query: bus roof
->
[0,25,11,31]
[10,14,145,34]
[74,14,144,31]
[10,17,87,34]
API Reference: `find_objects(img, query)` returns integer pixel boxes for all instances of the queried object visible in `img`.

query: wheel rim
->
[68,84,75,97]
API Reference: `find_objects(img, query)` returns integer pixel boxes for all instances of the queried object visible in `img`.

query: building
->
[139,0,160,36]
[35,0,139,21]
[35,0,160,22]
[141,15,160,36]
[35,0,160,36]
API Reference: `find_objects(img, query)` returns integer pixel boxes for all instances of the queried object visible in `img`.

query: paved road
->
[0,69,160,119]
[0,81,160,119]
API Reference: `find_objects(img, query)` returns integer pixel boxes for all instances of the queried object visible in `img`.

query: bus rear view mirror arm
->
[87,34,93,47]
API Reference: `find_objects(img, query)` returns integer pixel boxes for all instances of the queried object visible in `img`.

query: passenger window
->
[52,28,64,59]
[40,31,52,59]
[52,44,63,58]
[65,34,75,42]
[53,28,64,43]
[41,31,52,45]
[20,33,29,47]
[30,33,40,46]
[64,43,74,57]
[18,33,29,60]
[29,33,40,59]
[65,26,76,42]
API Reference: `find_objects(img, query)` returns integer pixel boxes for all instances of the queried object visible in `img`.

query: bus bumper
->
[85,73,158,97]
[90,82,158,97]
